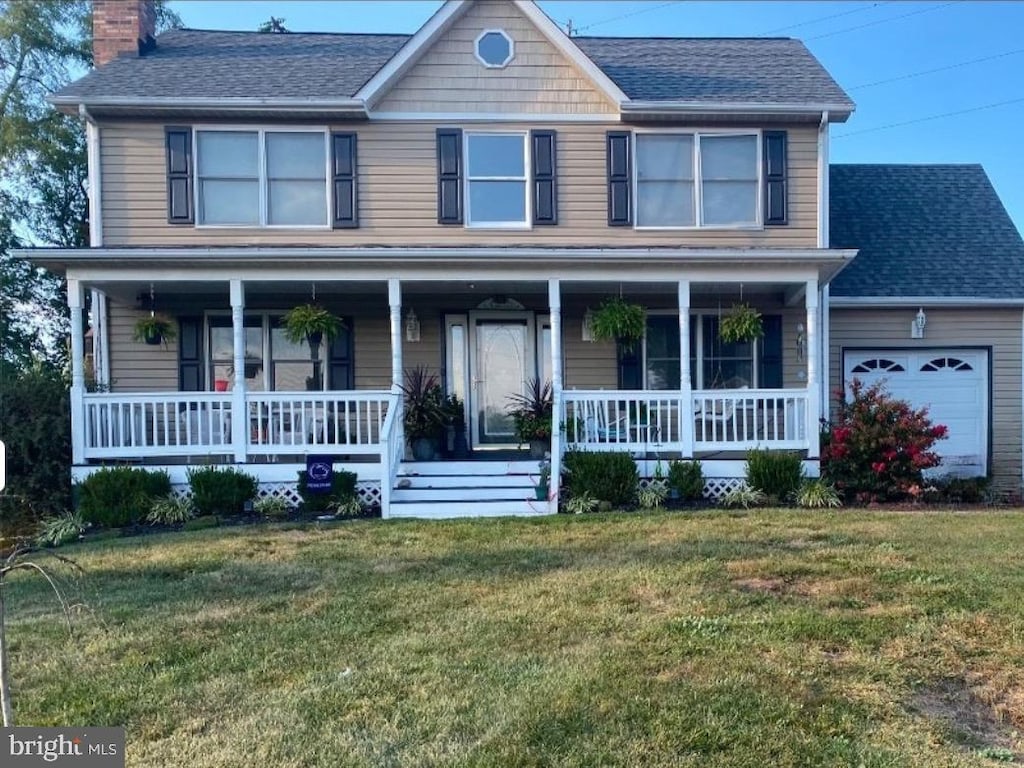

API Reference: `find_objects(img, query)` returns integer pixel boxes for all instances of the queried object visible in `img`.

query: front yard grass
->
[5,510,1024,767]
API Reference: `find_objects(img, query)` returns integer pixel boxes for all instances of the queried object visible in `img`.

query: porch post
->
[678,280,694,458]
[548,279,563,512]
[388,278,402,393]
[229,279,247,463]
[68,279,86,464]
[805,278,820,458]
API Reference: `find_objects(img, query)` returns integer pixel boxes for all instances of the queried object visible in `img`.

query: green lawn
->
[5,511,1024,767]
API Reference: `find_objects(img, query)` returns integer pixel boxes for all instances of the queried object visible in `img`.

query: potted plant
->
[282,304,344,359]
[443,393,470,459]
[719,303,764,344]
[133,314,177,346]
[589,297,646,350]
[506,378,554,459]
[400,366,444,461]
[536,459,551,501]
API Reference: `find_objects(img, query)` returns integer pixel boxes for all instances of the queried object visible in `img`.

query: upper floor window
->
[465,132,529,228]
[475,30,514,68]
[635,132,759,228]
[196,129,328,227]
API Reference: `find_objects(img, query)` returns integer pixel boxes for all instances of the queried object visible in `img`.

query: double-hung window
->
[635,132,759,228]
[640,315,760,390]
[465,132,529,227]
[196,129,329,227]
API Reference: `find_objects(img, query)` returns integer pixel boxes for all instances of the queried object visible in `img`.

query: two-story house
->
[24,0,1024,515]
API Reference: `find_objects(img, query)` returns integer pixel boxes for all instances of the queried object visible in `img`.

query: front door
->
[469,312,535,447]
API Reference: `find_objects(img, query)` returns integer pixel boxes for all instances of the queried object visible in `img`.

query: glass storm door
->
[470,315,533,446]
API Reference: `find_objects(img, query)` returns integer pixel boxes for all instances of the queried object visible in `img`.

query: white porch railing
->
[562,389,809,454]
[379,396,404,517]
[80,391,395,461]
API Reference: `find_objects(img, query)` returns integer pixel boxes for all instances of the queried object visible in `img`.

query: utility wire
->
[834,96,1024,138]
[756,3,883,37]
[847,47,1024,90]
[805,1,958,42]
[572,1,683,35]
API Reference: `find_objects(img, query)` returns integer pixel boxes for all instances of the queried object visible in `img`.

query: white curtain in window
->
[636,135,694,226]
[701,135,758,226]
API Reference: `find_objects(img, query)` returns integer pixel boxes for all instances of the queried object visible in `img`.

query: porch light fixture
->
[582,308,595,342]
[912,308,927,339]
[796,322,806,362]
[405,308,421,343]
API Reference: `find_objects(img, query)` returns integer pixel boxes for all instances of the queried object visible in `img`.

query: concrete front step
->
[387,499,552,518]
[392,485,541,502]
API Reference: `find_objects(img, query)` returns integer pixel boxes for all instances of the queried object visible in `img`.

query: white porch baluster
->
[678,280,694,458]
[388,278,402,393]
[548,279,563,511]
[229,279,247,463]
[805,278,820,458]
[69,279,86,464]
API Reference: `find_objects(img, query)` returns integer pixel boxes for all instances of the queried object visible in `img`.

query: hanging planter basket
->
[281,304,344,359]
[132,314,177,347]
[719,302,764,344]
[589,297,646,350]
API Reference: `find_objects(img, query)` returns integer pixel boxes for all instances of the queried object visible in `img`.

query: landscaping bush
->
[562,450,638,508]
[796,479,842,509]
[254,496,290,520]
[187,467,258,516]
[668,460,705,502]
[745,449,804,504]
[146,494,196,525]
[77,466,171,527]
[821,379,947,502]
[926,475,991,504]
[297,468,358,512]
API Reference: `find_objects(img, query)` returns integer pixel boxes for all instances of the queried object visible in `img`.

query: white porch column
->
[548,279,563,511]
[229,279,247,463]
[388,278,402,393]
[68,279,86,464]
[678,280,694,458]
[805,278,821,458]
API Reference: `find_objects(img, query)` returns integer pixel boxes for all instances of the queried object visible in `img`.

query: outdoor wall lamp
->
[582,307,595,342]
[405,308,421,343]
[912,307,927,339]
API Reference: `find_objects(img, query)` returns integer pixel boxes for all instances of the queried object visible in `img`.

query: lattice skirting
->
[169,480,382,509]
[637,475,747,501]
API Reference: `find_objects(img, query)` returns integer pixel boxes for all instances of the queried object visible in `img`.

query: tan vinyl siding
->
[830,308,1023,492]
[375,0,617,115]
[108,300,179,392]
[99,121,818,248]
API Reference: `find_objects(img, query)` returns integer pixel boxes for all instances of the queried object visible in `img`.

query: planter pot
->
[452,426,470,459]
[307,331,323,361]
[214,379,229,392]
[528,439,549,460]
[143,330,162,346]
[535,483,549,501]
[411,437,436,461]
[440,426,455,459]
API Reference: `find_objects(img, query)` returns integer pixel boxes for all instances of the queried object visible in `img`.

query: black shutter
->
[531,129,557,225]
[617,340,642,390]
[328,320,354,390]
[607,131,632,226]
[758,315,783,388]
[436,128,462,224]
[165,127,193,224]
[178,316,203,391]
[763,131,788,226]
[331,133,358,229]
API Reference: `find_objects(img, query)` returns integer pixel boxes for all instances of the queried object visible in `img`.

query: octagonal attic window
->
[475,29,514,68]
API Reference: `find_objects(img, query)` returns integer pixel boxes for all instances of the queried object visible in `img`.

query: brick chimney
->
[92,0,157,67]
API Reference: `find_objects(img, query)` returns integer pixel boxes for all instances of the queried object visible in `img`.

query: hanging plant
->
[719,302,764,344]
[282,304,344,349]
[589,297,646,349]
[132,314,177,346]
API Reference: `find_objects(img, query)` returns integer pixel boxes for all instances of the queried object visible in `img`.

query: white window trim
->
[463,130,532,230]
[193,125,332,230]
[474,28,515,69]
[641,310,761,390]
[632,129,764,231]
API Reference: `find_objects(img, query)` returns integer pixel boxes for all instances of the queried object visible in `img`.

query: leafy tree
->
[258,16,289,33]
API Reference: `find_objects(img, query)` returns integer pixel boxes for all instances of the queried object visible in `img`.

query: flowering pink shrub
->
[821,379,947,502]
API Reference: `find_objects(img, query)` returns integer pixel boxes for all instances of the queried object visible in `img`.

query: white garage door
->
[843,349,988,477]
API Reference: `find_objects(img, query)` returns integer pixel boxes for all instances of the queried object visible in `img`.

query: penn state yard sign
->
[305,455,333,494]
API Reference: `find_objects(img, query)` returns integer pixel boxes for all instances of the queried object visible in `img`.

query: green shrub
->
[77,466,171,527]
[564,492,599,515]
[668,460,705,502]
[745,449,804,504]
[187,467,258,516]
[638,481,668,510]
[254,496,290,519]
[926,475,991,504]
[146,494,196,525]
[36,511,86,547]
[562,450,638,508]
[330,497,364,518]
[297,468,358,512]
[796,479,842,509]
[720,486,767,509]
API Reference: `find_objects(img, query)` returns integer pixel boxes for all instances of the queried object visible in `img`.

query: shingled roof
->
[53,27,852,108]
[829,165,1024,299]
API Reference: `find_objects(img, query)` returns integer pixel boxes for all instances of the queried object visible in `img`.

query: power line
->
[572,1,684,35]
[756,3,883,37]
[847,47,1024,90]
[805,1,958,42]
[834,96,1024,139]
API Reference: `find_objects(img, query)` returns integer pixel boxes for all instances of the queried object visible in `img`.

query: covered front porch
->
[60,248,847,515]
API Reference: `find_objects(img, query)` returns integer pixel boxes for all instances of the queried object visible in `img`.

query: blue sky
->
[168,0,1024,231]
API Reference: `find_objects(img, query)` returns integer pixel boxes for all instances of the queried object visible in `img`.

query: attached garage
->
[842,348,989,477]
